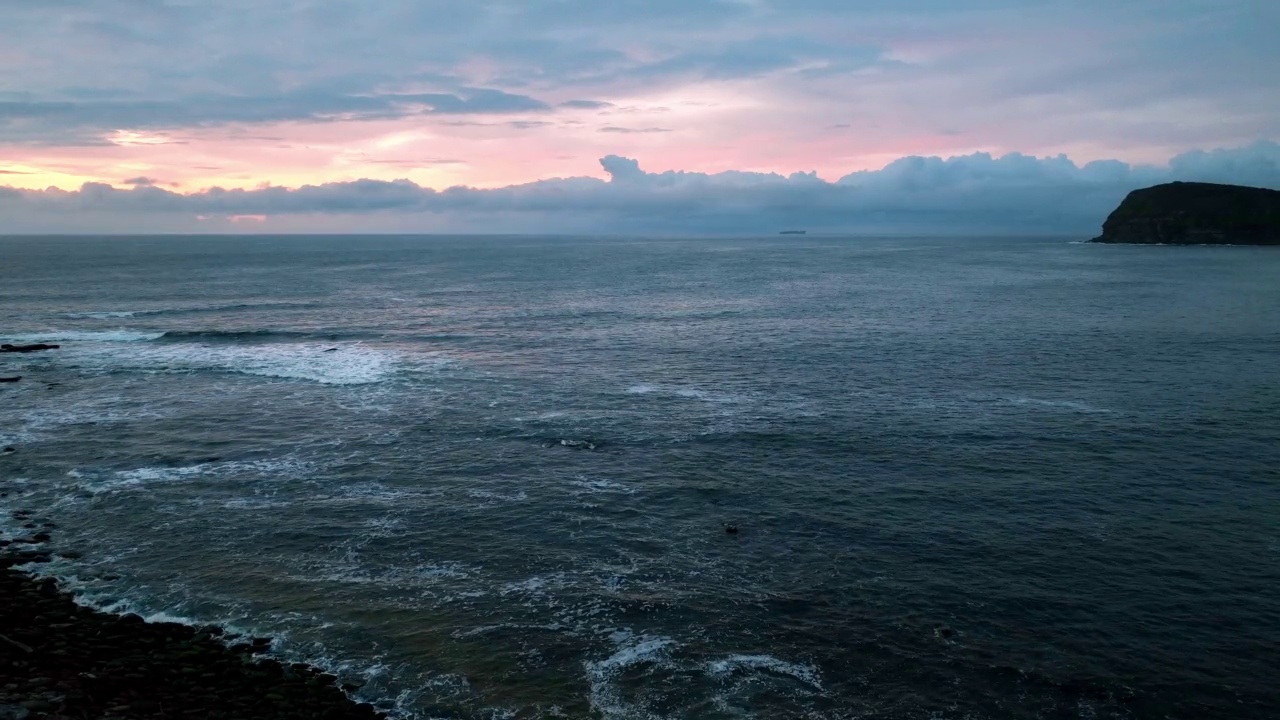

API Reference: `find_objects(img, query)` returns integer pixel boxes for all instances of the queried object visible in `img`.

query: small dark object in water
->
[0,376,20,383]
[0,343,60,353]
[324,347,338,352]
[724,524,739,535]
[1,447,15,454]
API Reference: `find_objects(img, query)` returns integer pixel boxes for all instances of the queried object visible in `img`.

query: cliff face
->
[1092,181,1280,245]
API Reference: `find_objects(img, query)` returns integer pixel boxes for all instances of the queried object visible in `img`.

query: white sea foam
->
[706,654,823,689]
[1007,397,1115,414]
[3,327,436,385]
[75,341,419,385]
[2,330,164,343]
[625,383,744,405]
[73,458,311,494]
[3,395,167,446]
[64,311,138,319]
[584,636,677,720]
[569,477,636,495]
[500,574,563,596]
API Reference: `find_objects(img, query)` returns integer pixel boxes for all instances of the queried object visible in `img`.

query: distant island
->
[779,230,807,235]
[1091,181,1280,245]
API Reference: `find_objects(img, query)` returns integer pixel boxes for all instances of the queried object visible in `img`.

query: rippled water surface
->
[2,234,1278,719]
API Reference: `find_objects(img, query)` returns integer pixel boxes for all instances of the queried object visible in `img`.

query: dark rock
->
[1092,181,1280,245]
[724,524,739,534]
[0,556,383,720]
[0,344,60,353]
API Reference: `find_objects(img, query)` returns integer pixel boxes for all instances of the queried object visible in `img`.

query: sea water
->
[1,234,1278,719]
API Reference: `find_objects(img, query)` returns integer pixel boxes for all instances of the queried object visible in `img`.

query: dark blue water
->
[1,235,1277,719]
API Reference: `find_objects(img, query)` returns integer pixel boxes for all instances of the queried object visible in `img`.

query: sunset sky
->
[2,0,1278,233]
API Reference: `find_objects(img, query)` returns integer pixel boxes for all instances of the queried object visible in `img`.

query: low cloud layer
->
[3,141,1278,235]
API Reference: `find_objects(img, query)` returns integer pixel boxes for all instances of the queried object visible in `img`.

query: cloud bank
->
[3,141,1278,235]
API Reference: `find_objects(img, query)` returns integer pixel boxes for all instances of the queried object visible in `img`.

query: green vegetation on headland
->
[1091,181,1280,245]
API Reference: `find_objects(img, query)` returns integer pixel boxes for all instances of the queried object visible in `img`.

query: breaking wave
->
[88,343,414,385]
[2,328,438,385]
[64,311,137,319]
[2,330,164,343]
[154,329,348,343]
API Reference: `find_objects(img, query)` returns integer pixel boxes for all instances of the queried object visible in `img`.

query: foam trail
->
[72,459,312,495]
[64,342,415,385]
[2,330,164,343]
[64,311,137,319]
[706,654,823,689]
[1007,397,1115,414]
[585,636,676,720]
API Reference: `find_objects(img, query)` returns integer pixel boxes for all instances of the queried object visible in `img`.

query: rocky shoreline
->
[0,515,388,720]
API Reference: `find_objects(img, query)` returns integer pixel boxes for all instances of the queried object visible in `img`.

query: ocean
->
[1,234,1277,719]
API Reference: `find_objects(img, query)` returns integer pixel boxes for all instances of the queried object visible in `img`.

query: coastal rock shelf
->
[1091,181,1280,245]
[0,520,386,720]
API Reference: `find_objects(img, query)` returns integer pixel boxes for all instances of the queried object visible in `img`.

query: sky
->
[1,0,1278,234]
